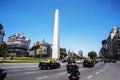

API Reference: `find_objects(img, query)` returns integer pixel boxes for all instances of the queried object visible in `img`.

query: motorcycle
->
[67,71,80,80]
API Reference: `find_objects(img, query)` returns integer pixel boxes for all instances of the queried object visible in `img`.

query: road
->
[1,62,120,80]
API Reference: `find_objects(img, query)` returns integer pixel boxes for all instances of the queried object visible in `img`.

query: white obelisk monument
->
[52,9,60,59]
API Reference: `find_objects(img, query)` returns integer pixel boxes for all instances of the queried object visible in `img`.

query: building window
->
[117,35,120,39]
[118,43,120,50]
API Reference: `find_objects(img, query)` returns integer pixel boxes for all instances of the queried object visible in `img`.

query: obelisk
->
[52,9,60,60]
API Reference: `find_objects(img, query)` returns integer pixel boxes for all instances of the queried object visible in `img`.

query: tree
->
[72,54,80,59]
[60,51,67,59]
[0,42,8,59]
[88,51,97,59]
[60,48,67,59]
[72,52,80,59]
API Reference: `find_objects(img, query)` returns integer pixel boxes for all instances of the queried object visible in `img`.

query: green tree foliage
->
[60,48,67,59]
[72,53,80,59]
[60,51,67,58]
[88,51,97,59]
[0,42,8,59]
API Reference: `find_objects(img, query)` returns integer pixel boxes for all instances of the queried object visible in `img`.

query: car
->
[111,60,116,63]
[0,68,7,80]
[76,59,83,64]
[39,59,61,70]
[104,59,111,63]
[83,59,94,67]
[62,59,67,63]
[94,59,99,64]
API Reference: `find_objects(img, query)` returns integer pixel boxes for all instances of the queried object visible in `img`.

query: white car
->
[76,60,83,64]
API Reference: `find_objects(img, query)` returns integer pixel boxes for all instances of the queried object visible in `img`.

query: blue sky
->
[0,0,120,57]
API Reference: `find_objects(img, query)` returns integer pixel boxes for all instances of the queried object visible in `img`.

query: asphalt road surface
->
[1,62,120,80]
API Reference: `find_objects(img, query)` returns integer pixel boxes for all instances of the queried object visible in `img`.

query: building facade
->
[100,27,120,59]
[112,28,120,59]
[78,50,83,57]
[67,49,72,58]
[0,24,5,45]
[29,41,52,58]
[7,33,31,56]
[99,40,108,58]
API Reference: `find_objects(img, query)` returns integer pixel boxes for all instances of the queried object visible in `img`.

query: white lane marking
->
[8,71,36,76]
[3,66,38,69]
[104,66,108,70]
[9,68,38,72]
[87,75,93,79]
[103,64,109,70]
[96,71,100,74]
[10,69,21,72]
[103,67,106,70]
[7,74,14,76]
[24,72,34,74]
[101,69,104,72]
[36,76,48,80]
[58,72,66,75]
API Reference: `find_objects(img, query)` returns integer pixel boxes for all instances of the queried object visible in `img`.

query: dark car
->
[39,60,61,70]
[0,68,7,80]
[62,59,67,63]
[83,59,94,67]
[104,59,111,63]
[111,60,116,63]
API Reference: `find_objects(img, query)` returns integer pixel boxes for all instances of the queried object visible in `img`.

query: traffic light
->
[39,45,43,54]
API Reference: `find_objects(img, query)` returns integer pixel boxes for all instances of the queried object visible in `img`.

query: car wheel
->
[83,64,85,67]
[57,65,60,68]
[69,76,72,80]
[47,66,50,70]
[40,67,43,70]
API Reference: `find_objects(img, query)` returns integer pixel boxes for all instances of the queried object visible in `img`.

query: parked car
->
[0,68,7,80]
[83,59,94,67]
[39,59,61,70]
[111,60,116,63]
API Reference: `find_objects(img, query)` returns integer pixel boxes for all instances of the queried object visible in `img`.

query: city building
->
[112,28,120,59]
[29,40,52,58]
[0,24,5,45]
[99,40,108,58]
[7,33,31,56]
[68,49,72,58]
[99,27,120,59]
[78,50,83,57]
